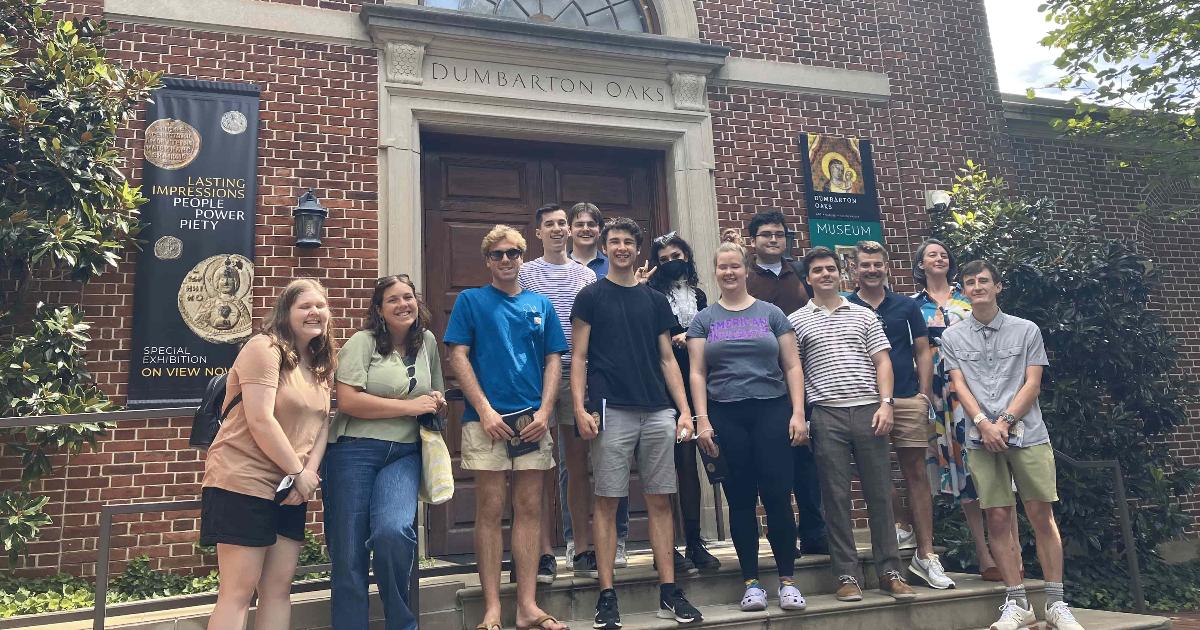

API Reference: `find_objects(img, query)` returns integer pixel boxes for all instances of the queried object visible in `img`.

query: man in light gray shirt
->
[941,259,1083,630]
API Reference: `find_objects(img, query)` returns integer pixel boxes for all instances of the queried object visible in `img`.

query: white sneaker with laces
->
[615,539,628,568]
[989,599,1036,630]
[895,524,916,548]
[1045,601,1085,630]
[909,553,956,589]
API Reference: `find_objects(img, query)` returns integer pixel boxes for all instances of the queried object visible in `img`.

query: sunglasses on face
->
[487,248,524,261]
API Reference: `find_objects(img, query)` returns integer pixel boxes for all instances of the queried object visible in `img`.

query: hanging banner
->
[800,133,884,264]
[126,78,260,409]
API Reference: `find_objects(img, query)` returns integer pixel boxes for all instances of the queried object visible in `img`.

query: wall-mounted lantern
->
[293,188,328,248]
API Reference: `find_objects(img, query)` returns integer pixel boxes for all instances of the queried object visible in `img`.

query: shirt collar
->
[850,288,895,309]
[808,296,850,314]
[970,309,1006,332]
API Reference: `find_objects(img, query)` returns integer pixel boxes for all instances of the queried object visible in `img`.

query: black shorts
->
[199,487,307,547]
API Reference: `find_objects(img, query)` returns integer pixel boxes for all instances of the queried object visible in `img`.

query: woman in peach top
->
[200,278,337,630]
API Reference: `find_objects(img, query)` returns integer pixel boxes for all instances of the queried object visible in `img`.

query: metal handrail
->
[1052,449,1146,613]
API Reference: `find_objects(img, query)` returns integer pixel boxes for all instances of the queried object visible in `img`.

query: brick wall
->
[6,0,1197,578]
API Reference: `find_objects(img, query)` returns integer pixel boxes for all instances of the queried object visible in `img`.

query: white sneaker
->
[565,540,574,564]
[909,553,956,589]
[989,599,1036,630]
[896,524,916,548]
[614,538,628,568]
[1045,601,1085,630]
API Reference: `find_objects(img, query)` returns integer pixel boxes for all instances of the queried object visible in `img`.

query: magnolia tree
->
[0,0,158,566]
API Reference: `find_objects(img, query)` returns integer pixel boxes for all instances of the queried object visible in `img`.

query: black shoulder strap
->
[220,393,243,421]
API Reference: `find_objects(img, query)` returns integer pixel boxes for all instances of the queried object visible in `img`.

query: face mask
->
[657,259,688,281]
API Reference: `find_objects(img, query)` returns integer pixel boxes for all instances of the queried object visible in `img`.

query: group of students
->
[196,202,1084,630]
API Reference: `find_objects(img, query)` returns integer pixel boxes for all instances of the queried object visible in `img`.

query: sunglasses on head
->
[487,248,524,261]
[653,231,678,246]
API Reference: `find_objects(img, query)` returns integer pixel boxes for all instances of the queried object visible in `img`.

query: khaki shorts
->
[460,421,556,472]
[967,442,1059,509]
[891,395,934,449]
[550,377,575,426]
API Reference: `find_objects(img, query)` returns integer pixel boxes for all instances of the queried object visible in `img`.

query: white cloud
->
[984,0,1077,99]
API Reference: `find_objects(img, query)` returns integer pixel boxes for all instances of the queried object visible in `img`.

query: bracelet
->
[972,412,988,426]
[291,468,305,477]
[696,428,714,437]
[692,414,708,420]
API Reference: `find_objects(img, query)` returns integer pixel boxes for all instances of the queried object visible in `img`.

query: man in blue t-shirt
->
[444,225,569,630]
[848,241,955,593]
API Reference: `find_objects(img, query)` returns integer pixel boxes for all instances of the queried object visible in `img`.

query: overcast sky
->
[984,0,1072,99]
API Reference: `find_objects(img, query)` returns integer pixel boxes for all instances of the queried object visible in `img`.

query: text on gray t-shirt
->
[687,299,793,403]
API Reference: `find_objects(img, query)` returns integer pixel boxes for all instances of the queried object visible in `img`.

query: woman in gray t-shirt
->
[686,242,810,613]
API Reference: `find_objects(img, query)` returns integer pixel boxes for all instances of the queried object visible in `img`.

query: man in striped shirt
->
[517,204,609,583]
[787,246,916,603]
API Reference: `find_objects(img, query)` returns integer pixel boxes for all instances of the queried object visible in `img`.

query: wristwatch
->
[881,397,895,406]
[998,412,1018,426]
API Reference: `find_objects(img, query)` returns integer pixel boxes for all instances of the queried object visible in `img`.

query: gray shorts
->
[591,406,677,497]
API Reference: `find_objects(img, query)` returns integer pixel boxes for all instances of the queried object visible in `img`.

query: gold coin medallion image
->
[511,414,534,446]
[144,118,202,170]
[178,254,253,344]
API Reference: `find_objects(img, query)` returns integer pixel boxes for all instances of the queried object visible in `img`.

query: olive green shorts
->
[967,441,1059,509]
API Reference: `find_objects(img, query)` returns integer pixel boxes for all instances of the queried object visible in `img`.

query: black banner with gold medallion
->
[127,79,260,408]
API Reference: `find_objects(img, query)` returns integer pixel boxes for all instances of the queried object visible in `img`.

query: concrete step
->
[455,543,915,626]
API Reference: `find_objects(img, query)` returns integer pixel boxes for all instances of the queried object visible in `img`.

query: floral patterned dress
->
[913,285,976,501]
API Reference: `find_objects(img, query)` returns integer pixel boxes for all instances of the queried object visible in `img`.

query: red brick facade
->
[4,0,1195,577]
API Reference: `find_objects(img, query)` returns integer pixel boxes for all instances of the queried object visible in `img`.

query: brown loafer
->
[835,575,863,601]
[879,571,917,601]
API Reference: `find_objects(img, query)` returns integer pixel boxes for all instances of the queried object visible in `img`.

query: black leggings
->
[710,396,798,580]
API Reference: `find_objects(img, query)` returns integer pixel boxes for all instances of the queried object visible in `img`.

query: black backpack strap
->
[220,393,243,421]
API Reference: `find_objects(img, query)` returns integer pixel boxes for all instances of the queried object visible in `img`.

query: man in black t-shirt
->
[571,218,702,628]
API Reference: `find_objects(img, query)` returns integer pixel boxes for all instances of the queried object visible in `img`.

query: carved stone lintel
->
[387,41,425,85]
[671,72,707,112]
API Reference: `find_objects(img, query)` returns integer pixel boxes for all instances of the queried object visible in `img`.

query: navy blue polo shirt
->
[848,289,929,398]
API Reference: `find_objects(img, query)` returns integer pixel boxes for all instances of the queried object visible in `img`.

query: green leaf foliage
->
[1038,0,1199,209]
[0,0,158,572]
[930,163,1200,611]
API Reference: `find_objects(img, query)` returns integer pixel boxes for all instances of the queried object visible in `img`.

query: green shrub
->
[929,162,1200,611]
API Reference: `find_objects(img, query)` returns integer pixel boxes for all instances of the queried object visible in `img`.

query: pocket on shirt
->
[958,350,983,362]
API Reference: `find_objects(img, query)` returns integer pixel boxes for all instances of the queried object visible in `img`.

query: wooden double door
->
[421,133,668,557]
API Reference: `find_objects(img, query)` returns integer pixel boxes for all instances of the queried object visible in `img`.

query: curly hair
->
[260,278,337,382]
[363,274,431,358]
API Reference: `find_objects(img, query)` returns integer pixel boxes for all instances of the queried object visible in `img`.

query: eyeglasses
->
[653,230,678,246]
[486,248,524,261]
[756,231,788,241]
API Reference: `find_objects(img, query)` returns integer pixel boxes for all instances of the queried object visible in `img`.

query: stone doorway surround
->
[362,3,729,291]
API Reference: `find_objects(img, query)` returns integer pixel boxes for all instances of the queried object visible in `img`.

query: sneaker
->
[990,599,1036,630]
[574,550,599,578]
[835,575,863,602]
[896,524,916,549]
[656,549,700,576]
[1045,601,1085,630]
[593,588,621,629]
[778,583,807,611]
[536,553,557,584]
[740,582,767,611]
[879,570,917,601]
[909,553,956,589]
[565,540,575,564]
[685,540,721,572]
[658,587,703,624]
[615,538,628,569]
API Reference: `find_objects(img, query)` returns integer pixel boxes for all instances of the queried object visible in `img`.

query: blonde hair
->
[480,224,527,257]
[714,241,749,266]
[260,278,337,382]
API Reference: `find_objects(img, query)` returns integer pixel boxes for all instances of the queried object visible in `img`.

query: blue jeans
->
[558,431,629,542]
[323,437,421,630]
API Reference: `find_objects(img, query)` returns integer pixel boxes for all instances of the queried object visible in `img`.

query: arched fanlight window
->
[422,0,657,33]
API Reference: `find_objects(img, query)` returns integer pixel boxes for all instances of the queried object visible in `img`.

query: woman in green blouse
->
[323,275,446,630]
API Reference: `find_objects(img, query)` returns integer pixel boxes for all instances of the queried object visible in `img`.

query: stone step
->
[455,543,918,626]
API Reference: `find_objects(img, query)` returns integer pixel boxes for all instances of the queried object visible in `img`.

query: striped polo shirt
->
[788,297,891,407]
[518,257,596,367]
